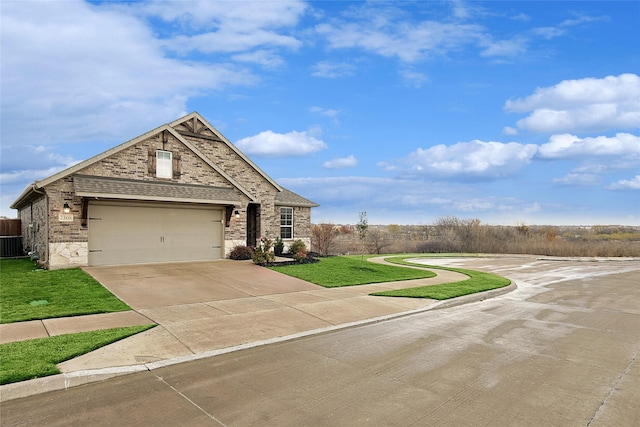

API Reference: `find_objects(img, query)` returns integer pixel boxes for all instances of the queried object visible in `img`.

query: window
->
[280,207,293,239]
[156,150,172,178]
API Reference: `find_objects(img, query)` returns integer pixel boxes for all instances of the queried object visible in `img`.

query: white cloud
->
[399,69,429,88]
[310,106,340,118]
[165,30,301,55]
[538,133,640,159]
[232,50,285,69]
[314,3,599,63]
[1,145,78,176]
[316,19,485,63]
[608,175,640,190]
[480,36,528,57]
[552,172,602,186]
[404,140,538,178]
[140,0,307,32]
[505,74,640,133]
[311,61,355,78]
[236,130,327,157]
[277,176,543,224]
[1,0,255,146]
[323,155,358,169]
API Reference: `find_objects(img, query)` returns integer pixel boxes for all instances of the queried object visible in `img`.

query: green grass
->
[370,256,511,299]
[0,325,155,385]
[0,259,131,323]
[269,256,436,287]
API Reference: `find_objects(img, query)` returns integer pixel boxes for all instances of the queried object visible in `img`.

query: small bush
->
[228,245,254,260]
[288,239,307,263]
[253,237,275,265]
[288,239,306,255]
[293,248,307,263]
[274,237,285,256]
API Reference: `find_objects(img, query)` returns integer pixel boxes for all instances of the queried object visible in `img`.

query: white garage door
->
[88,201,224,266]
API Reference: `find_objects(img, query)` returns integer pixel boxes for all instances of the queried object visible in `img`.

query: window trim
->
[156,150,173,179]
[280,207,293,239]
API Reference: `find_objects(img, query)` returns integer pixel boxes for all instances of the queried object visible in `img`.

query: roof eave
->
[34,123,173,190]
[75,192,241,206]
[10,183,43,210]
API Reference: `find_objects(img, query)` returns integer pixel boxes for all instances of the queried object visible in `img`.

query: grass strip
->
[0,325,155,385]
[0,259,131,323]
[269,256,436,288]
[370,256,511,299]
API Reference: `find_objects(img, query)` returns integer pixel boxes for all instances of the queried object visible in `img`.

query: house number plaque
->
[59,213,74,222]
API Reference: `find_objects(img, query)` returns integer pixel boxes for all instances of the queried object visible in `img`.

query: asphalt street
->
[2,257,639,426]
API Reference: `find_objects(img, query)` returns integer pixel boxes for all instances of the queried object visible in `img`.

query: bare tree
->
[311,223,338,256]
[367,228,393,254]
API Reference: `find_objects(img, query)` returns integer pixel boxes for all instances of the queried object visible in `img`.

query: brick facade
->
[18,195,48,259]
[12,113,317,269]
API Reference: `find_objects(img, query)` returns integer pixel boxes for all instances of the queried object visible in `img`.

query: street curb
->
[0,281,515,403]
[0,366,148,402]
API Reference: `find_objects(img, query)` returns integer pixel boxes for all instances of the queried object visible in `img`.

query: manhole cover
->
[29,300,48,306]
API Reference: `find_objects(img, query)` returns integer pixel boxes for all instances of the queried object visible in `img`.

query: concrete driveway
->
[59,259,467,372]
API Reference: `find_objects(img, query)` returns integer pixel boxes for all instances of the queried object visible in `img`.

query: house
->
[11,112,318,269]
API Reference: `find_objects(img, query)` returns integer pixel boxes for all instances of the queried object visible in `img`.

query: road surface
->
[2,257,639,426]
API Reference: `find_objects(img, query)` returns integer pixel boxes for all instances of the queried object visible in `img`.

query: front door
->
[246,203,260,247]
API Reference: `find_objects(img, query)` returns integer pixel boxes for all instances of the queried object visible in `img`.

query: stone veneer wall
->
[43,177,88,268]
[48,242,88,269]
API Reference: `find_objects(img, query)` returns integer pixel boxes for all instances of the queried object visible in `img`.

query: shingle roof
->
[74,175,242,205]
[275,188,319,207]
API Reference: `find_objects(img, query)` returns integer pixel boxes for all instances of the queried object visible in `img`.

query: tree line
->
[311,216,640,258]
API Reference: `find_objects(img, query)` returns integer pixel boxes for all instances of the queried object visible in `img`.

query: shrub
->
[288,239,307,263]
[292,248,307,263]
[274,237,284,256]
[288,239,306,255]
[228,245,254,260]
[252,237,275,265]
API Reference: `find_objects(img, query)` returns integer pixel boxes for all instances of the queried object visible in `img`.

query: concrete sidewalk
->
[1,258,514,402]
[0,311,153,345]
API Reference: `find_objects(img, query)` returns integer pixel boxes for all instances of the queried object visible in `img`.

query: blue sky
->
[1,0,639,225]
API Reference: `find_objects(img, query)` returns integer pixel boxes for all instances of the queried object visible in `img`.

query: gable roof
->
[275,188,320,208]
[11,112,287,209]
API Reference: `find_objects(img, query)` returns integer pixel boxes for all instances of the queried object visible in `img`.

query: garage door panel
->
[88,202,223,266]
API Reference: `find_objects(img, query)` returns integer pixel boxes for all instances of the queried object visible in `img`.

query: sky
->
[1,0,639,226]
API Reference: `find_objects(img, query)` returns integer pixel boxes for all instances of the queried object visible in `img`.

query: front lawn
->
[0,259,155,385]
[268,256,436,287]
[0,325,155,385]
[0,259,131,323]
[371,256,511,299]
[269,254,511,300]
